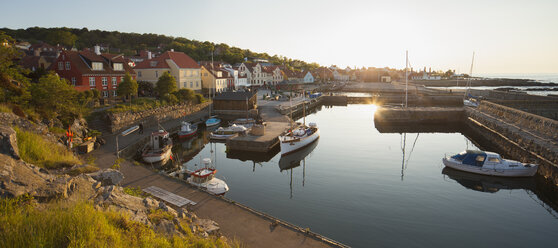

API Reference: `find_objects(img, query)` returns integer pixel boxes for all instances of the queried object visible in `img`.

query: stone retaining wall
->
[108,102,210,134]
[488,100,558,121]
[478,101,558,141]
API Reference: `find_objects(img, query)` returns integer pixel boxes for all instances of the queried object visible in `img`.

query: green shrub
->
[123,186,147,198]
[15,127,81,169]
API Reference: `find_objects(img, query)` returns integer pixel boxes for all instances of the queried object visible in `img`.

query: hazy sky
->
[2,0,557,73]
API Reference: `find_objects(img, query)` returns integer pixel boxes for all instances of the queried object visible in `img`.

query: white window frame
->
[65,61,71,70]
[92,62,103,70]
[113,63,123,71]
[58,62,63,70]
[102,77,108,86]
[112,77,117,86]
[71,77,76,86]
[102,91,108,98]
[89,77,95,86]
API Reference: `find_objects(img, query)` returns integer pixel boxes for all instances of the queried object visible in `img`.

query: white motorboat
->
[463,99,479,107]
[231,118,255,129]
[205,116,221,127]
[142,130,173,164]
[279,138,319,171]
[442,150,538,177]
[185,158,229,195]
[210,124,247,140]
[279,122,320,156]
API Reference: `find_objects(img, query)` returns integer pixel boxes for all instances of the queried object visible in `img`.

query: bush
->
[195,93,206,104]
[123,186,147,198]
[15,127,81,169]
[162,94,178,105]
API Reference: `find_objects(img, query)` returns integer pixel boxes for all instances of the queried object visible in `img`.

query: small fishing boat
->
[186,158,229,195]
[442,150,538,177]
[142,130,173,164]
[177,121,197,139]
[210,124,247,140]
[205,116,221,127]
[279,123,319,156]
[279,138,319,171]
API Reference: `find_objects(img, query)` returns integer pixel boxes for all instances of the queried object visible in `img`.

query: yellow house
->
[201,66,230,95]
[134,51,202,93]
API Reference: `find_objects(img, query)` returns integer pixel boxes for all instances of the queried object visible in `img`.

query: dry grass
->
[15,127,81,169]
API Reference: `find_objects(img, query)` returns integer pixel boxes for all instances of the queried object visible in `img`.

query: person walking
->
[138,122,144,134]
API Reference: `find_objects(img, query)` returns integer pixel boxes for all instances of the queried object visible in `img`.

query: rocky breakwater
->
[0,125,223,239]
[108,102,210,134]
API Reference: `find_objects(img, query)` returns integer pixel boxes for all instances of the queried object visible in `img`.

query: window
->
[102,77,108,86]
[138,71,142,77]
[113,63,123,71]
[488,157,501,163]
[71,77,76,86]
[112,77,117,86]
[58,62,63,70]
[89,77,95,86]
[150,61,158,67]
[65,62,71,70]
[92,62,103,70]
[120,77,124,82]
[155,71,158,78]
[183,82,187,88]
[190,82,193,88]
[102,91,108,98]
[196,81,199,87]
[113,90,117,97]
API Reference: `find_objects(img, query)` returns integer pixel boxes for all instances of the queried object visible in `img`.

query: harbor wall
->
[466,102,558,184]
[468,89,557,101]
[487,100,558,121]
[108,102,210,134]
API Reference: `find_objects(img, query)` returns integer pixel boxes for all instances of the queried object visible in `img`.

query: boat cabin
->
[150,130,170,150]
[451,150,502,167]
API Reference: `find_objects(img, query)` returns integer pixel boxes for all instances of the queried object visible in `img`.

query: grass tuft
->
[123,186,148,198]
[0,104,11,113]
[15,127,81,169]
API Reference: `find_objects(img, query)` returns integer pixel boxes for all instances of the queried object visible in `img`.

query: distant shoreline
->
[411,78,558,87]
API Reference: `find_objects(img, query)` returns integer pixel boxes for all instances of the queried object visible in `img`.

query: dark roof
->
[213,91,256,101]
[55,50,135,75]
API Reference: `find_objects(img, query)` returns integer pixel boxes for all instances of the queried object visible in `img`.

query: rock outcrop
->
[0,125,20,159]
[88,169,124,186]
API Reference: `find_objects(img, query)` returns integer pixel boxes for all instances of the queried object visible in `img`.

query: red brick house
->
[51,48,136,98]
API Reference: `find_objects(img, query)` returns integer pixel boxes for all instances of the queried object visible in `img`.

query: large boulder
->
[88,169,124,186]
[0,154,95,202]
[194,218,220,236]
[0,126,19,159]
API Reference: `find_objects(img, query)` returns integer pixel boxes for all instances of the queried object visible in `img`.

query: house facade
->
[201,66,229,94]
[134,51,202,93]
[302,71,315,83]
[333,70,350,81]
[52,49,136,98]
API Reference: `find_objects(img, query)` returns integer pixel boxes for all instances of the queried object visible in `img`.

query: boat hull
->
[442,158,537,177]
[142,148,172,164]
[280,129,320,156]
[178,129,197,139]
[206,118,221,127]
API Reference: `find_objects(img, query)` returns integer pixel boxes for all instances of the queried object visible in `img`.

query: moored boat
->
[205,116,221,127]
[177,121,198,139]
[279,122,320,156]
[231,118,255,128]
[142,130,173,164]
[210,124,247,140]
[186,158,229,195]
[442,150,538,177]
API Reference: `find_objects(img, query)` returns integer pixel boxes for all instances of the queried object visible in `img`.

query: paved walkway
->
[88,106,344,248]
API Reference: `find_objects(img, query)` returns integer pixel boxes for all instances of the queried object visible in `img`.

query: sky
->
[2,0,557,74]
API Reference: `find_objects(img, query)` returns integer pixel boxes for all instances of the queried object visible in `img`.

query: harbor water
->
[173,104,558,248]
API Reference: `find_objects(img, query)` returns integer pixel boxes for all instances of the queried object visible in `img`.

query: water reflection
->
[442,167,536,193]
[278,139,319,198]
[400,133,420,181]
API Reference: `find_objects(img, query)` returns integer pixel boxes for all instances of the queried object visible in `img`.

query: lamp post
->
[116,125,140,158]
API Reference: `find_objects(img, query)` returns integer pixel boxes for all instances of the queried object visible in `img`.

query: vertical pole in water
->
[405,50,408,108]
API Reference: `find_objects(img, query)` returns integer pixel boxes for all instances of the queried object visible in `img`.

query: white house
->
[302,71,315,83]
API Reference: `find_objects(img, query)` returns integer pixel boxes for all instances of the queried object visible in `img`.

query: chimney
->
[33,49,40,57]
[170,48,174,52]
[94,45,101,55]
[147,51,152,60]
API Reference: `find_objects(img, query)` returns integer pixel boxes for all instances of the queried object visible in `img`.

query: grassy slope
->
[14,127,81,169]
[0,197,234,248]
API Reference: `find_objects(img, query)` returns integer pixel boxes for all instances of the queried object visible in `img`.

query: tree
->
[138,81,154,96]
[155,71,177,97]
[29,73,78,121]
[0,32,30,105]
[116,72,138,101]
[173,88,195,103]
[46,30,77,47]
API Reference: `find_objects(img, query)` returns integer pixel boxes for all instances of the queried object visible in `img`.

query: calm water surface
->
[174,104,558,248]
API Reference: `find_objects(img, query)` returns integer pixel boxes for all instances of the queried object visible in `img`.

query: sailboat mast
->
[465,52,475,98]
[405,50,408,108]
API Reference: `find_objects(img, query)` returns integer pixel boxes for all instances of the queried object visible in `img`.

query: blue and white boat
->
[205,116,221,127]
[442,150,538,177]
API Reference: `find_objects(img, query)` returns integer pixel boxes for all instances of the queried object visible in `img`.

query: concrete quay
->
[374,106,465,125]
